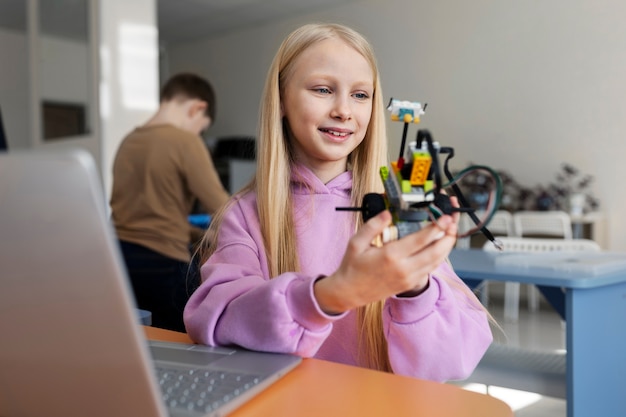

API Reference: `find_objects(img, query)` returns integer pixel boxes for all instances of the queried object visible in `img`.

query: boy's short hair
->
[160,73,217,121]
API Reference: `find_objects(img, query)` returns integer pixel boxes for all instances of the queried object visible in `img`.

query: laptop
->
[0,149,301,417]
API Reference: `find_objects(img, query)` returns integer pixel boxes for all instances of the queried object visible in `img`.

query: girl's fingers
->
[351,210,392,251]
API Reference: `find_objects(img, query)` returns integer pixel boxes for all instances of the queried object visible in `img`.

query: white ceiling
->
[0,0,355,44]
[157,0,356,44]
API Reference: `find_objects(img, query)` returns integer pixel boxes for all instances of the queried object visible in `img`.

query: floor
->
[454,282,567,417]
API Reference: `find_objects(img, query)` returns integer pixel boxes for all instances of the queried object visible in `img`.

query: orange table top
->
[144,326,513,417]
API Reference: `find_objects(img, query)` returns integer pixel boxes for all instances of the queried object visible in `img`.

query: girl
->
[184,23,492,382]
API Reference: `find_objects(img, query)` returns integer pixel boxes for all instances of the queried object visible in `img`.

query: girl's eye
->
[315,87,331,94]
[353,92,369,100]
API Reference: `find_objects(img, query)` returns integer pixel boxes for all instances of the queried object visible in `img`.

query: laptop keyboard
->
[155,366,262,414]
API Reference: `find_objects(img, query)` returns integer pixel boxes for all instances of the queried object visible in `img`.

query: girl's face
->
[281,37,374,183]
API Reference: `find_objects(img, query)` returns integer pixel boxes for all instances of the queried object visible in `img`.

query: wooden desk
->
[450,249,626,417]
[145,326,513,417]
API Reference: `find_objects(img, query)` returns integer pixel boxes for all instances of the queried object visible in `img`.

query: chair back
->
[512,210,573,239]
[456,210,513,249]
[483,236,601,253]
[486,210,514,236]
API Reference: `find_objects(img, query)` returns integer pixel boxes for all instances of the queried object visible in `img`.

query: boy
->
[111,73,229,332]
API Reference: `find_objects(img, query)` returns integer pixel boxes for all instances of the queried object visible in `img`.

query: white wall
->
[0,28,97,154]
[35,34,98,159]
[99,0,159,198]
[169,0,625,250]
[0,28,30,150]
[40,36,90,104]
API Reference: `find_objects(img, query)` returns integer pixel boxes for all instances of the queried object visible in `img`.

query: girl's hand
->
[314,203,459,315]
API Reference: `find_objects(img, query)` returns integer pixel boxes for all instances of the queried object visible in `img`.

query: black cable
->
[440,147,498,243]
[399,122,409,161]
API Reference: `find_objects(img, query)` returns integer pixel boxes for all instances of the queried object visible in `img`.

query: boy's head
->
[160,73,217,135]
[161,73,217,121]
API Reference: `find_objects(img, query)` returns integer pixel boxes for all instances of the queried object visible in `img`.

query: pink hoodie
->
[184,164,492,382]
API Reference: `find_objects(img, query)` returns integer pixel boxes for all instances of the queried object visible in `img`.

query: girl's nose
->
[330,96,352,120]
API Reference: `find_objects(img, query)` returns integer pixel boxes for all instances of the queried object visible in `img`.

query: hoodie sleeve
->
[384,261,493,382]
[183,201,346,356]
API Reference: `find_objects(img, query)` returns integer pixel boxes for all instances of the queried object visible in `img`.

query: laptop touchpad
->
[150,346,230,367]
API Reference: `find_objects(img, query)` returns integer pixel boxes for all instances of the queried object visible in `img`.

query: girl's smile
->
[318,126,353,142]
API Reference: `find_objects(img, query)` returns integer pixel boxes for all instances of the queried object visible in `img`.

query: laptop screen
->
[0,106,8,152]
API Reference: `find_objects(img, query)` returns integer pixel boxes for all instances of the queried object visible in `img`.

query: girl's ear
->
[279,99,285,117]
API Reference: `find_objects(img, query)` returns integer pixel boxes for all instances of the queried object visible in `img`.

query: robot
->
[338,98,503,248]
